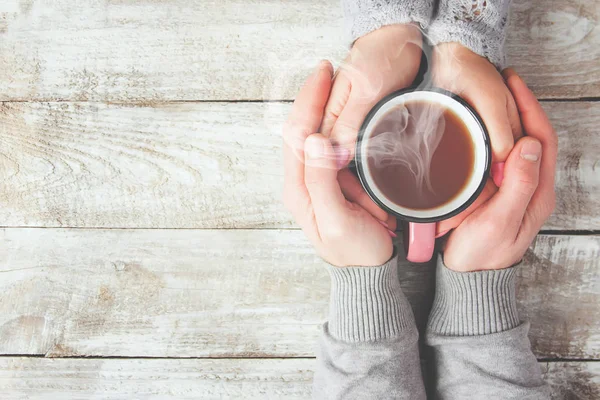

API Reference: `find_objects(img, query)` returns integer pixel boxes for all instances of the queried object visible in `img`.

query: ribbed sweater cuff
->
[427,0,511,69]
[343,0,434,43]
[326,255,415,342]
[428,255,520,336]
[427,21,506,69]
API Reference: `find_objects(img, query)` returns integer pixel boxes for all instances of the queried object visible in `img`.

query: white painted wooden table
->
[0,0,598,398]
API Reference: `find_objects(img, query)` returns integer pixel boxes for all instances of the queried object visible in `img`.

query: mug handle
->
[403,222,436,263]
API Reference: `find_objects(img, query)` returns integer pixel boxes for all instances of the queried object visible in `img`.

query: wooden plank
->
[0,358,597,400]
[0,229,597,359]
[0,229,329,358]
[506,0,600,99]
[0,0,346,102]
[0,101,597,230]
[0,101,290,229]
[550,102,600,230]
[0,0,597,101]
[541,362,600,400]
[519,235,600,359]
[0,358,314,400]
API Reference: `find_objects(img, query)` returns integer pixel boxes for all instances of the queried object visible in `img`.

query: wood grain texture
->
[519,235,600,360]
[0,101,289,228]
[0,229,597,359]
[1,358,598,400]
[0,358,314,400]
[0,229,329,357]
[541,362,600,400]
[0,101,597,229]
[0,0,346,102]
[506,0,600,99]
[0,0,598,101]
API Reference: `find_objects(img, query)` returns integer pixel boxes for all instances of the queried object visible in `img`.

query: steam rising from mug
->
[367,103,446,196]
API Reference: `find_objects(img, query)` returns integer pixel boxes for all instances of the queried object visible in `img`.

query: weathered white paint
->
[0,0,597,101]
[0,0,598,397]
[0,0,346,102]
[541,361,600,399]
[506,0,600,98]
[0,358,314,400]
[0,102,597,229]
[0,358,597,400]
[0,229,598,359]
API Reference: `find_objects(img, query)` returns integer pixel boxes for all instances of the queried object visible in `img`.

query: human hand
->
[442,70,557,272]
[313,25,422,230]
[432,42,523,236]
[283,61,394,267]
[322,24,423,151]
[433,43,522,163]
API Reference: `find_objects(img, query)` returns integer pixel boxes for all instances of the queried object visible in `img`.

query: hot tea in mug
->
[356,89,491,262]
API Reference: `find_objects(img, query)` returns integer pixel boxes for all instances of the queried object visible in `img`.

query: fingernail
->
[502,67,516,80]
[306,138,323,159]
[521,140,541,162]
[491,163,505,187]
[378,220,389,228]
[316,60,331,73]
[435,229,450,238]
[335,148,350,169]
[388,229,397,238]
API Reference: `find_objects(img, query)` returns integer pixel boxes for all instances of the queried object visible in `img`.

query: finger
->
[283,60,334,188]
[506,87,523,141]
[503,68,558,198]
[491,162,505,187]
[436,179,498,234]
[470,92,515,162]
[304,134,350,227]
[321,71,351,137]
[386,215,397,231]
[328,90,376,154]
[504,69,558,245]
[484,137,542,232]
[337,168,388,222]
[517,187,556,248]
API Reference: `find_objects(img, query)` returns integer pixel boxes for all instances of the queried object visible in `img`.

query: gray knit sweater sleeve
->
[312,255,426,399]
[428,0,512,68]
[343,0,511,68]
[342,0,434,43]
[426,255,550,399]
[312,253,550,399]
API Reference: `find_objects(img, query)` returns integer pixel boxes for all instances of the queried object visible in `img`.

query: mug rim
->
[355,87,492,223]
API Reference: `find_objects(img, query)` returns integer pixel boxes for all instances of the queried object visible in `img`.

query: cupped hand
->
[433,42,522,163]
[442,70,557,272]
[321,24,423,149]
[283,61,394,267]
[316,24,423,230]
[432,43,524,236]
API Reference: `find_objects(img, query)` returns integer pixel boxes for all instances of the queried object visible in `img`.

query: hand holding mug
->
[443,70,557,272]
[356,88,491,263]
[283,62,394,267]
[318,24,423,230]
[321,24,423,149]
[433,43,522,165]
[430,43,524,237]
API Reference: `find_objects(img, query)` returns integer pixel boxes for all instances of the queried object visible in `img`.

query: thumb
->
[474,96,515,163]
[329,92,376,155]
[304,134,349,226]
[484,137,542,231]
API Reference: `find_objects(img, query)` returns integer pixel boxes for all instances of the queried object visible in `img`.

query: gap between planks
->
[1,355,599,362]
[0,355,317,360]
[0,226,598,236]
[1,99,599,105]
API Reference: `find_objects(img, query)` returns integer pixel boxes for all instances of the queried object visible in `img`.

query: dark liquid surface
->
[366,101,475,210]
